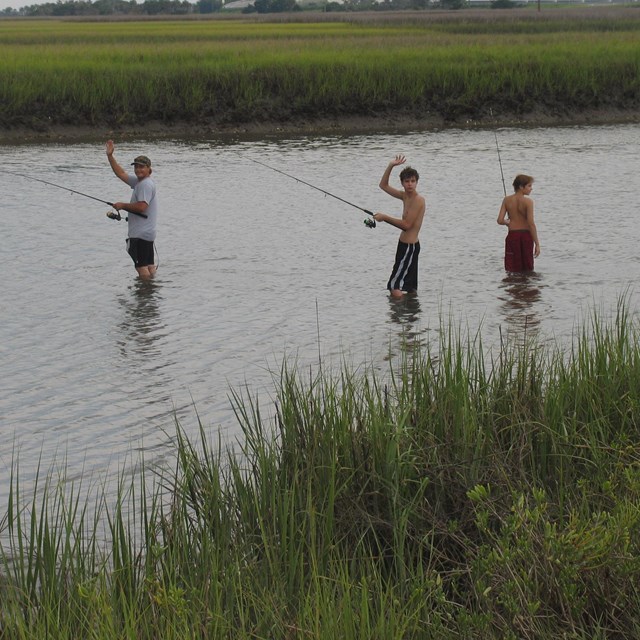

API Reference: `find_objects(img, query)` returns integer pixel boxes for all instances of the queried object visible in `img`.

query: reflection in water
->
[388,293,422,332]
[116,278,165,362]
[498,272,544,345]
[385,294,425,363]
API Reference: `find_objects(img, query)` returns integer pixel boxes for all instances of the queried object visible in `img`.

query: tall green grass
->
[2,302,640,638]
[0,8,639,129]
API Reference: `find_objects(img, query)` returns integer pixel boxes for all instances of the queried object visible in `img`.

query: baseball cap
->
[131,155,151,167]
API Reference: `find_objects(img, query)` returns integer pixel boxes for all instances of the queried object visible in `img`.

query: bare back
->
[497,177,540,259]
[502,193,533,231]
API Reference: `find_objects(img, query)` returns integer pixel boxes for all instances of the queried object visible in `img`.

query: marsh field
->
[0,6,640,138]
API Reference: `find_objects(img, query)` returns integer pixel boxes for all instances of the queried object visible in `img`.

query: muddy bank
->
[1,108,639,144]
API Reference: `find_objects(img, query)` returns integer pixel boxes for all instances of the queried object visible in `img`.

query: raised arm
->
[379,154,406,200]
[105,140,130,185]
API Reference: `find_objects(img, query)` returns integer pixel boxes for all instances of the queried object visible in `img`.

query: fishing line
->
[240,154,376,229]
[1,168,147,219]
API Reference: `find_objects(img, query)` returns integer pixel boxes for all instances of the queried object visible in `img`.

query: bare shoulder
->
[406,192,425,207]
[414,193,426,213]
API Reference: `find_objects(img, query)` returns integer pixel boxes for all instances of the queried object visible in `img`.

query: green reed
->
[0,9,638,129]
[2,301,640,638]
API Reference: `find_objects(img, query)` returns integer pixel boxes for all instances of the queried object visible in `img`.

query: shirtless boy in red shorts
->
[497,174,540,272]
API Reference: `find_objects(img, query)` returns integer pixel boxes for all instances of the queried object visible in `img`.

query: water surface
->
[1,123,638,503]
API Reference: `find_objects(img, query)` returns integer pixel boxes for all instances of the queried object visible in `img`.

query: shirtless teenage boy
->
[374,155,426,298]
[497,174,540,272]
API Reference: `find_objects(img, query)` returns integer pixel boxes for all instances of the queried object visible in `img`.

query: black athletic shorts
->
[387,240,420,293]
[126,238,155,268]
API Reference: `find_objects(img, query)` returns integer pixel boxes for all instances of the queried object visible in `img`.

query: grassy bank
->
[2,303,640,638]
[0,7,639,135]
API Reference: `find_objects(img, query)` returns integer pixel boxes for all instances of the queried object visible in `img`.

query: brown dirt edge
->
[1,108,639,144]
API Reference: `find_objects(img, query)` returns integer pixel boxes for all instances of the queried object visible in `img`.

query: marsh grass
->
[2,302,640,638]
[1,8,639,129]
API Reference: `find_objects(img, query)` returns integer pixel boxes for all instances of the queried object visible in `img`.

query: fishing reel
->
[363,218,376,229]
[106,210,127,222]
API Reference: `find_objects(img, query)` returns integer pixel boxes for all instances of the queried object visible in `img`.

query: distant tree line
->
[1,0,214,16]
[0,0,471,17]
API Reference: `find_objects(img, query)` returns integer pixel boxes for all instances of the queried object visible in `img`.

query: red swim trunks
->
[504,229,534,272]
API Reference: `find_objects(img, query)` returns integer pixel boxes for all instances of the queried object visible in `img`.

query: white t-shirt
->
[126,174,158,242]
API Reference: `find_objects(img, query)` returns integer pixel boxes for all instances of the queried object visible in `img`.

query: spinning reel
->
[363,218,376,229]
[106,210,128,222]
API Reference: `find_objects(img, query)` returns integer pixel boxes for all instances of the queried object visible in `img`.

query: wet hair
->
[512,174,533,192]
[400,166,419,182]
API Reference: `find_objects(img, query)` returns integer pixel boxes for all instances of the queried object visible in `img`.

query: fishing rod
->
[494,130,507,197]
[241,155,376,229]
[489,110,507,197]
[1,168,147,220]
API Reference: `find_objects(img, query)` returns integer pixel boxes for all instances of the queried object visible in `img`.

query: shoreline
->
[1,108,639,144]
